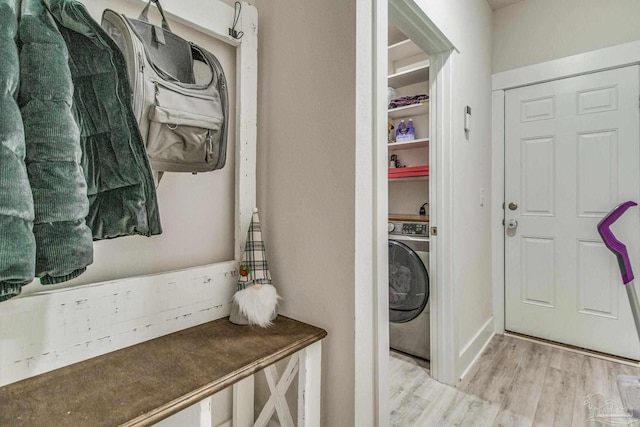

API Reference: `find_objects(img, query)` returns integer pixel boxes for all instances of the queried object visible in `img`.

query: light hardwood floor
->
[390,334,640,426]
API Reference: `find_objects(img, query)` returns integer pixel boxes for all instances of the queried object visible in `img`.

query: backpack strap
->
[138,0,171,31]
[138,0,170,45]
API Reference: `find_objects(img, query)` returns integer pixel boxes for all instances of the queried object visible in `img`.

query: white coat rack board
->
[0,1,325,426]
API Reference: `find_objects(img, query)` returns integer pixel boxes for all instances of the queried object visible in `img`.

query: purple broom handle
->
[597,201,637,284]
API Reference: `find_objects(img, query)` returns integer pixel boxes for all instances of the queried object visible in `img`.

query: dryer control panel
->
[388,221,429,236]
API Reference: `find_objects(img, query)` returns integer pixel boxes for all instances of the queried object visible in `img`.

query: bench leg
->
[199,396,213,427]
[233,341,322,427]
[298,341,322,427]
[233,375,255,427]
[254,355,299,427]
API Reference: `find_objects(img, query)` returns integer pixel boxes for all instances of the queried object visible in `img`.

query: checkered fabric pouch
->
[238,211,272,291]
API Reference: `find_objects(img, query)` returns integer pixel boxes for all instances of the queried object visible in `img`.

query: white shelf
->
[388,176,429,182]
[388,102,429,119]
[388,39,423,62]
[387,39,430,192]
[388,138,429,151]
[388,63,429,88]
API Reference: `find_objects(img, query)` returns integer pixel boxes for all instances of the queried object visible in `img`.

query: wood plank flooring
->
[389,335,640,426]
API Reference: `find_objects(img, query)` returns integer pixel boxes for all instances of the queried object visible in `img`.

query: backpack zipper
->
[131,45,145,120]
[154,80,219,101]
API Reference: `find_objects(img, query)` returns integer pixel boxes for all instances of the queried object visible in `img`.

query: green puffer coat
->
[0,0,36,301]
[19,0,94,285]
[0,0,162,295]
[45,0,162,240]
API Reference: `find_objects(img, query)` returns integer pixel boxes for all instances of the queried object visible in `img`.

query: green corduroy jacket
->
[0,0,162,301]
[44,0,162,241]
[0,0,35,301]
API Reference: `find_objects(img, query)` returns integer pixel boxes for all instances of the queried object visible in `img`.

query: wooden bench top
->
[0,316,327,427]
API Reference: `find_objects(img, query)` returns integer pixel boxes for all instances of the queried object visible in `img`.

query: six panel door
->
[505,66,640,360]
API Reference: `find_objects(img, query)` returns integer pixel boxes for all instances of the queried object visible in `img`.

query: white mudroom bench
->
[0,316,326,427]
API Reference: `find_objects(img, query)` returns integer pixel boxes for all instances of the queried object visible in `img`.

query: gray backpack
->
[102,0,228,176]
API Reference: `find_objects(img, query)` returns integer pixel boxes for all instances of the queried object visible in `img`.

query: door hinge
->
[430,226,438,236]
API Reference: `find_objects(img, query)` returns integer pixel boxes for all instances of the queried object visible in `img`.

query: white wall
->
[493,0,640,73]
[414,0,494,377]
[389,180,428,215]
[251,0,357,426]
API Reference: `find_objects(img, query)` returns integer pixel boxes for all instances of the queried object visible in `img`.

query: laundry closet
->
[387,23,432,362]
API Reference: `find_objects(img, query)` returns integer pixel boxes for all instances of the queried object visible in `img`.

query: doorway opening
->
[372,0,456,424]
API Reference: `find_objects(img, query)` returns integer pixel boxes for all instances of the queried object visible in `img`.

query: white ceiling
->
[487,0,524,10]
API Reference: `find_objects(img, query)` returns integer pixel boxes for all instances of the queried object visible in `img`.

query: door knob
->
[506,219,518,229]
[508,202,518,211]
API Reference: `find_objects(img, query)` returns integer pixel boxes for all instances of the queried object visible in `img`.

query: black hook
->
[229,1,244,40]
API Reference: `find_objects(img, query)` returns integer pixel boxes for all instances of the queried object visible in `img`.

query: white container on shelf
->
[388,87,398,105]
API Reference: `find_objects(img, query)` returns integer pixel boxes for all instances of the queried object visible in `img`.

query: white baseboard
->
[457,316,495,381]
[215,420,232,427]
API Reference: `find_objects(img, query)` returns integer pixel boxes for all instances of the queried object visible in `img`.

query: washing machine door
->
[389,240,429,323]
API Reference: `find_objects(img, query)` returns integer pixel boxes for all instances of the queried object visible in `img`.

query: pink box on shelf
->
[388,165,429,178]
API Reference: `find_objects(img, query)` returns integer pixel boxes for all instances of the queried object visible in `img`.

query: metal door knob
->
[506,219,518,229]
[508,202,518,211]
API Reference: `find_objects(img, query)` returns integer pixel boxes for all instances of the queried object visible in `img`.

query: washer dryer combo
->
[388,220,430,360]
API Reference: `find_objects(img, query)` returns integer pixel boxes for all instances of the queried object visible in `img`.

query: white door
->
[505,66,640,360]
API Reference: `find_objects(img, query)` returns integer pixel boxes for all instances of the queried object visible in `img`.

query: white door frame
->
[385,0,457,387]
[358,1,456,423]
[491,40,640,334]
